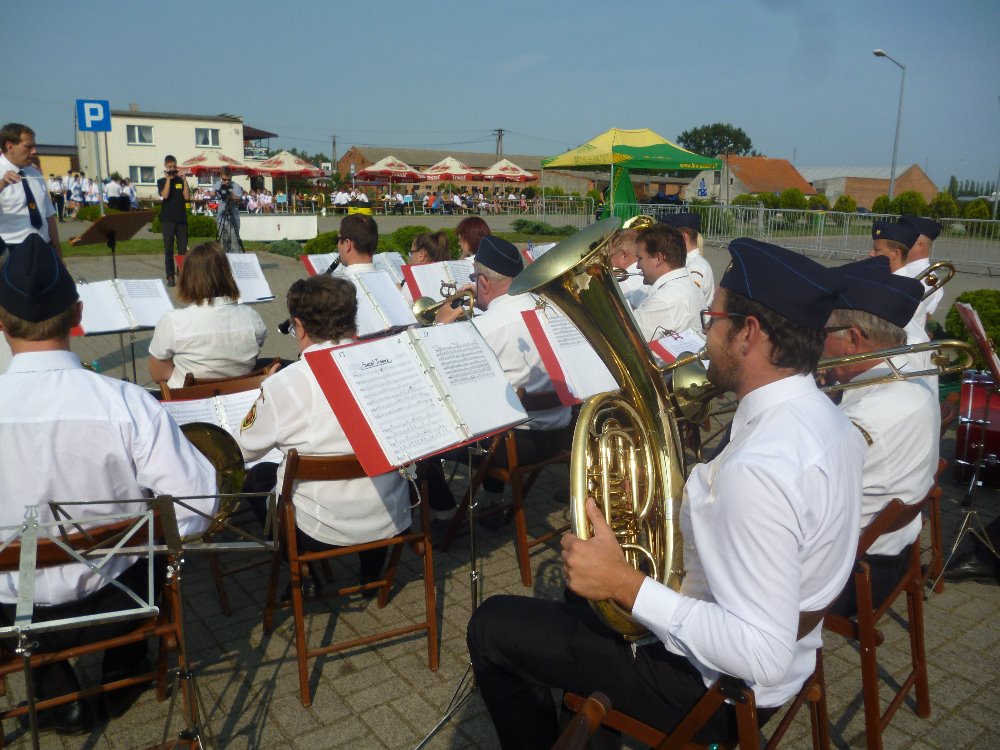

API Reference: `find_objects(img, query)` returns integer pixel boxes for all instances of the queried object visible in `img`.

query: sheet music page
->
[373,252,406,286]
[528,242,556,261]
[214,390,283,466]
[227,253,275,302]
[408,259,475,301]
[414,322,527,436]
[536,311,618,399]
[75,280,131,333]
[354,271,418,337]
[161,398,222,427]
[116,279,174,328]
[325,336,463,465]
[303,252,338,275]
[649,329,707,366]
[955,303,1000,379]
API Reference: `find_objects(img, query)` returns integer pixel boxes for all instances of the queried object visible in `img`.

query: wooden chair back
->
[182,357,280,387]
[160,370,270,400]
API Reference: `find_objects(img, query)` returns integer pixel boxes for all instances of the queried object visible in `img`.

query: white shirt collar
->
[7,350,82,373]
[651,266,690,291]
[730,373,818,442]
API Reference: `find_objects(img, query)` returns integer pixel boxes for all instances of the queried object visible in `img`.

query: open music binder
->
[306,321,528,476]
[71,278,174,336]
[174,253,274,302]
[401,259,475,301]
[955,302,1000,381]
[300,252,338,275]
[161,389,281,467]
[353,270,418,337]
[649,329,706,365]
[521,307,617,406]
[300,251,406,287]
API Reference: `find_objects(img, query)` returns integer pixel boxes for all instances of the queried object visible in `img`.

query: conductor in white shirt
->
[466,238,864,749]
[632,223,704,341]
[0,237,217,733]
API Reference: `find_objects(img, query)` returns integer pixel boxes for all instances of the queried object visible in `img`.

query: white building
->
[76,106,269,199]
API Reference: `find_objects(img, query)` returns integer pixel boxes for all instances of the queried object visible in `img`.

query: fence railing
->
[615,203,1000,274]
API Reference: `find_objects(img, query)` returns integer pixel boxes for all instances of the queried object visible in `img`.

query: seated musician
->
[237,274,411,596]
[631,223,703,341]
[823,256,939,614]
[455,216,491,259]
[147,241,267,388]
[659,212,715,305]
[333,213,378,276]
[608,227,649,309]
[899,215,943,318]
[467,238,865,749]
[408,231,451,265]
[0,237,217,734]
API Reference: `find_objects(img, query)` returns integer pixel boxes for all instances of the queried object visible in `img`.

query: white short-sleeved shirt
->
[632,374,865,708]
[0,154,55,244]
[898,257,943,318]
[473,292,572,431]
[686,250,715,306]
[0,350,217,605]
[148,297,266,388]
[893,268,938,395]
[839,362,939,555]
[617,261,649,309]
[632,267,704,341]
[237,341,411,546]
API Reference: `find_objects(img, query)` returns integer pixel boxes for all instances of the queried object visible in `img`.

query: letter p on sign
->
[76,99,111,132]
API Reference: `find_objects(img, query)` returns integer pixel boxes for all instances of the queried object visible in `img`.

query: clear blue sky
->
[6,0,999,187]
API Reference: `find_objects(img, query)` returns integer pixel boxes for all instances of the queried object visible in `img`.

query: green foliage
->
[509,219,576,236]
[441,228,460,258]
[778,188,807,210]
[947,176,959,198]
[75,205,123,222]
[676,122,756,157]
[389,225,432,254]
[268,239,303,258]
[188,213,217,237]
[945,290,1000,369]
[889,190,927,216]
[927,192,959,220]
[586,189,602,203]
[832,194,857,213]
[756,192,780,209]
[807,194,831,210]
[376,236,396,254]
[303,231,339,255]
[963,198,991,220]
[730,193,758,207]
[871,195,891,214]
[542,186,565,197]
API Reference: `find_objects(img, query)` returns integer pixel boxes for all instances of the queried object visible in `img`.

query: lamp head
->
[873,49,886,57]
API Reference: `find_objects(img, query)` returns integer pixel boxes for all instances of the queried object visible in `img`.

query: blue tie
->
[18,171,43,229]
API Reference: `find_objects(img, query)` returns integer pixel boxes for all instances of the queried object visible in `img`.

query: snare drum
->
[953,370,1000,484]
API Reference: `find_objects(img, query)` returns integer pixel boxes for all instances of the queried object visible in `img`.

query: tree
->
[756,192,780,209]
[927,192,959,219]
[779,188,807,210]
[832,194,857,213]
[676,123,756,158]
[963,198,990,220]
[889,190,927,216]
[871,195,891,214]
[947,176,959,198]
[807,194,831,210]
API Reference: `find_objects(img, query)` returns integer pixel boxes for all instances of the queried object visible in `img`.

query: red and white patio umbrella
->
[178,150,250,175]
[253,150,325,177]
[421,156,482,182]
[481,158,535,182]
[355,155,423,182]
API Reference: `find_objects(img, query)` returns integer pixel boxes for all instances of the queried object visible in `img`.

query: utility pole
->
[331,134,337,175]
[493,128,505,159]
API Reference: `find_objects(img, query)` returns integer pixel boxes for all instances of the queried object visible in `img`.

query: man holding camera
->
[157,155,190,287]
[213,166,244,253]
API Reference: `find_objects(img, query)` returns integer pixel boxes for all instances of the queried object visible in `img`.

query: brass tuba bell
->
[509,217,687,639]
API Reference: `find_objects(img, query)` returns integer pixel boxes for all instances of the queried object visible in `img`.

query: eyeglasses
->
[700,309,747,331]
[823,325,851,335]
[469,272,482,283]
[338,236,350,245]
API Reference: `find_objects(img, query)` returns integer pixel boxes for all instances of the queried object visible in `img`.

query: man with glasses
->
[213,166,244,254]
[333,213,378,276]
[467,238,864,750]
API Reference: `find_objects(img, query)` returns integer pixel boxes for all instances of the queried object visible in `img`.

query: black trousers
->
[50,193,65,220]
[161,220,188,278]
[0,558,165,699]
[828,543,913,618]
[244,463,388,581]
[467,595,774,750]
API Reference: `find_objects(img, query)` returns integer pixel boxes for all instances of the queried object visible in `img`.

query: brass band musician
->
[659,212,715,305]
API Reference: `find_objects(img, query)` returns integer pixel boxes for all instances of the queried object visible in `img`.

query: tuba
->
[180,422,245,540]
[509,217,687,639]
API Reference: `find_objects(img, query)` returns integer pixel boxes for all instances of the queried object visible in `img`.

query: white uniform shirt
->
[237,341,411,546]
[686,250,715,306]
[105,180,122,198]
[840,362,939,555]
[632,267,703,341]
[893,267,937,395]
[0,350,217,605]
[148,297,266,388]
[0,154,55,244]
[632,374,865,708]
[898,257,943,318]
[617,261,649,309]
[473,293,572,431]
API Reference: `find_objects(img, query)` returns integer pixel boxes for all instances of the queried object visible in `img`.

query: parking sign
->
[76,99,111,132]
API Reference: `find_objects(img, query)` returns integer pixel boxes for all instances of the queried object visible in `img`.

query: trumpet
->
[914,260,955,301]
[412,281,476,326]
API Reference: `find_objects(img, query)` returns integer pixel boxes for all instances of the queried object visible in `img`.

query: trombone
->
[914,260,955,301]
[412,281,476,326]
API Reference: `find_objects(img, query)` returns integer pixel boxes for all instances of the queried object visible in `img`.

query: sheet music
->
[955,303,1000,380]
[536,311,618,399]
[373,252,406,286]
[117,279,174,328]
[303,252,338,276]
[649,329,707,365]
[162,398,220,426]
[75,281,131,333]
[406,259,475,301]
[354,271,418,337]
[227,253,275,302]
[414,322,527,436]
[527,242,556,261]
[328,337,462,465]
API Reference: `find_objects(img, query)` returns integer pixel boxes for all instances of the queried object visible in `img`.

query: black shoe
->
[280,576,320,603]
[166,276,176,288]
[29,699,95,736]
[944,553,999,584]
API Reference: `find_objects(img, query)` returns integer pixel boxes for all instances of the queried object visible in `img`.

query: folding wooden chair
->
[261,449,438,707]
[0,516,181,744]
[158,368,272,401]
[552,691,611,750]
[824,487,940,750]
[923,458,948,593]
[181,357,280,388]
[563,611,830,750]
[437,429,571,586]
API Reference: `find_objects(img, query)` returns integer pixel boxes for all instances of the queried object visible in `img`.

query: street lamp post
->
[994,96,1000,220]
[874,49,906,200]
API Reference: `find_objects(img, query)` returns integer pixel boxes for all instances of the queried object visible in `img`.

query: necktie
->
[18,171,43,229]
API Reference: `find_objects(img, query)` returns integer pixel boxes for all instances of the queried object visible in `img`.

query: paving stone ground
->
[1,240,997,748]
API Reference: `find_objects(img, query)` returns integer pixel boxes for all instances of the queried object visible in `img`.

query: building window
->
[129,166,156,185]
[195,128,220,148]
[197,173,214,186]
[126,124,154,145]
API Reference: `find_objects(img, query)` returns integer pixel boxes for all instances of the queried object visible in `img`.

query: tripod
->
[216,201,244,255]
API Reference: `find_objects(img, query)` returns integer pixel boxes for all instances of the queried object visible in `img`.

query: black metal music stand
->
[68,210,156,382]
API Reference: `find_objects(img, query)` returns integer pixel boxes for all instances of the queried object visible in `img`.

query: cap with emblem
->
[0,234,79,322]
[474,235,524,278]
[871,219,919,249]
[830,256,922,328]
[658,212,701,232]
[720,237,845,331]
[900,215,942,240]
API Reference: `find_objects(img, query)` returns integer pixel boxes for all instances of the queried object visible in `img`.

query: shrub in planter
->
[268,239,303,258]
[390,225,431,254]
[303,231,339,255]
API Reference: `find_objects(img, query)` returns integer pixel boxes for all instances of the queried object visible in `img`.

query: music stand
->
[69,210,156,383]
[934,303,1000,588]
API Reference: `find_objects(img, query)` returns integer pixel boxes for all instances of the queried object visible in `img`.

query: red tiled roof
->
[725,156,817,195]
